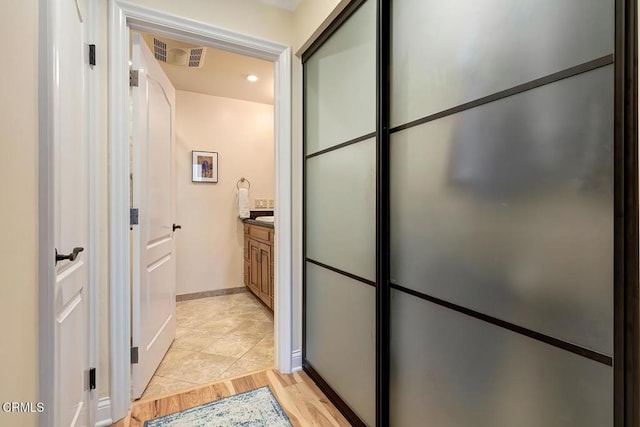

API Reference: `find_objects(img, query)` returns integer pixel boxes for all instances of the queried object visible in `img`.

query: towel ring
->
[237,177,251,190]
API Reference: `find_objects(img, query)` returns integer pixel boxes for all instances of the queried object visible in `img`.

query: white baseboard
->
[291,349,302,372]
[95,397,113,427]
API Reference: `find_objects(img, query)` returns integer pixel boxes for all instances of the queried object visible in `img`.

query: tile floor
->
[141,291,274,399]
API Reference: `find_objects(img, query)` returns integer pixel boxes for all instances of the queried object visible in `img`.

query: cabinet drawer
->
[249,225,270,242]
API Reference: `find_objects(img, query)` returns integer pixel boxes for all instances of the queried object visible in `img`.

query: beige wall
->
[293,0,345,52]
[175,91,274,295]
[0,0,39,426]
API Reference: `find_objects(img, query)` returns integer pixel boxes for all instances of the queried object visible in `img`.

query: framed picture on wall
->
[192,150,218,183]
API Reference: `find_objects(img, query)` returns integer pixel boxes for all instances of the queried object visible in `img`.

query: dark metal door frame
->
[615,1,639,426]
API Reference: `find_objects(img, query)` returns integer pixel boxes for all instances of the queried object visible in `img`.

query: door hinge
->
[131,346,139,364]
[89,44,96,67]
[89,368,96,390]
[130,69,139,87]
[130,208,139,225]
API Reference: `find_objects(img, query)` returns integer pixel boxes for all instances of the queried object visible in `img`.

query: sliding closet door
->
[389,1,615,426]
[303,1,376,425]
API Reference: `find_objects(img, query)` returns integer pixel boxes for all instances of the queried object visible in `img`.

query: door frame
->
[108,0,293,421]
[38,0,100,425]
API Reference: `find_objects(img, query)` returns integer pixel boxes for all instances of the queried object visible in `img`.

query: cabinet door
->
[259,242,272,308]
[270,260,274,308]
[269,228,274,306]
[243,260,250,287]
[249,239,261,295]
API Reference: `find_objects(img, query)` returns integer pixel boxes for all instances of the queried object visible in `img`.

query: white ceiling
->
[141,33,274,105]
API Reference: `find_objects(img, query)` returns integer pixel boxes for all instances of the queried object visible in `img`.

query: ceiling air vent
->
[188,48,204,67]
[153,38,167,62]
[153,37,206,68]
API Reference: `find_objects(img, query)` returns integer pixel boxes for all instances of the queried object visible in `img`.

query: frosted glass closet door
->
[305,263,376,425]
[305,0,376,155]
[389,0,615,425]
[304,0,376,425]
[389,290,613,427]
[391,66,614,353]
[306,138,376,281]
[391,0,613,127]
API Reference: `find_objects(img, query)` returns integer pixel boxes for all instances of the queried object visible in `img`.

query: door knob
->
[173,224,182,232]
[55,247,84,265]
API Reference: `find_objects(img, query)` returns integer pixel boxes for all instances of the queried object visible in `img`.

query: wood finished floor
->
[111,368,351,427]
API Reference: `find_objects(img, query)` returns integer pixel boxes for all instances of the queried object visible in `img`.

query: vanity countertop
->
[243,218,274,229]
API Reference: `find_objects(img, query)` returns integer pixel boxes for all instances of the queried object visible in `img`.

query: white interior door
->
[53,0,91,425]
[131,32,177,398]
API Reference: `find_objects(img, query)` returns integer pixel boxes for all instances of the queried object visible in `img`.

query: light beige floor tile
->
[219,358,274,379]
[228,319,274,337]
[141,375,197,399]
[179,296,225,308]
[212,294,241,305]
[226,294,259,307]
[198,316,249,334]
[153,347,195,380]
[233,307,273,321]
[224,303,260,313]
[176,300,228,320]
[233,300,262,310]
[177,311,219,329]
[200,334,262,358]
[240,338,275,363]
[160,346,192,363]
[199,308,236,318]
[259,334,275,347]
[151,292,275,393]
[172,329,225,352]
[175,327,192,339]
[177,299,217,314]
[156,351,237,385]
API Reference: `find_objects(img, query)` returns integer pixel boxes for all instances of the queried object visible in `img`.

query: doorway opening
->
[108,1,293,420]
[130,29,277,400]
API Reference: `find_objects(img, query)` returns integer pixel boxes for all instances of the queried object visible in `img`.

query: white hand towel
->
[238,188,250,219]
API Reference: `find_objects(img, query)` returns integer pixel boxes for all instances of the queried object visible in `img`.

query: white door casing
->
[52,0,91,425]
[109,1,292,420]
[131,32,177,399]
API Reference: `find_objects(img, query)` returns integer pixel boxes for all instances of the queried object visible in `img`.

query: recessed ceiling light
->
[246,74,258,82]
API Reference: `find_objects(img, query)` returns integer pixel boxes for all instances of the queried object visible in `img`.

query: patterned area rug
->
[144,386,292,427]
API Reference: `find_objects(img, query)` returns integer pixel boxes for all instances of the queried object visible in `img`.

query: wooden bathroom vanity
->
[243,220,274,310]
